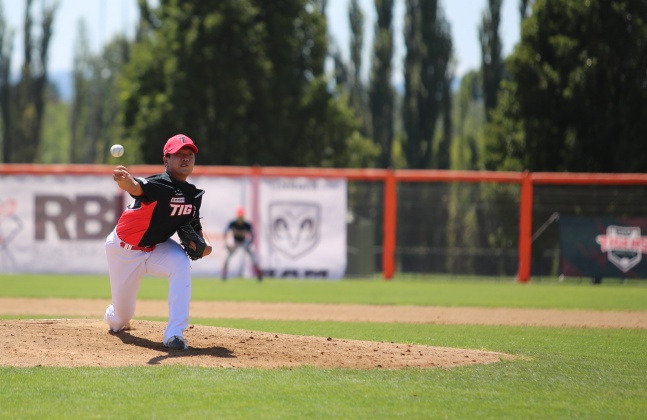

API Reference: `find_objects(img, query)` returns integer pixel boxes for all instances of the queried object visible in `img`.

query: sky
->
[2,0,520,81]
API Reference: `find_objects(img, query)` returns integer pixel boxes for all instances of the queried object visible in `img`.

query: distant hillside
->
[47,70,461,104]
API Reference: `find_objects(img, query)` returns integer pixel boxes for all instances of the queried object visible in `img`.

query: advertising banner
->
[257,177,347,279]
[559,216,647,278]
[0,173,347,279]
[1,175,122,273]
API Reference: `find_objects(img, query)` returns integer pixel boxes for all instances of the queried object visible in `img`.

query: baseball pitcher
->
[104,134,212,350]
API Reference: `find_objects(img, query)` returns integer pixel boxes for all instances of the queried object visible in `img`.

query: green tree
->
[93,37,132,163]
[369,0,395,168]
[402,0,422,168]
[485,0,647,173]
[397,0,454,274]
[479,0,504,121]
[447,72,485,270]
[519,0,534,20]
[331,44,349,88]
[123,0,372,167]
[1,0,57,163]
[0,2,13,162]
[437,66,453,170]
[37,88,69,163]
[70,21,131,164]
[348,0,369,135]
[402,0,452,169]
[69,20,92,163]
[452,71,484,170]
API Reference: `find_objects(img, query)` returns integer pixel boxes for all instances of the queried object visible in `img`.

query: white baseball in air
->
[110,144,124,157]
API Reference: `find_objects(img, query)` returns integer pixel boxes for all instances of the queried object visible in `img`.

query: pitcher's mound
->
[0,319,512,369]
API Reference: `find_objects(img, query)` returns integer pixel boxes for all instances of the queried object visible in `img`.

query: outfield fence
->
[1,164,646,281]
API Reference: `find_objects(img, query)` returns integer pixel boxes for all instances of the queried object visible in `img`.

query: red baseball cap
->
[163,134,198,155]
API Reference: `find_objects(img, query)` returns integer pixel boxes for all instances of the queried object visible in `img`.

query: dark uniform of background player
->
[222,207,262,281]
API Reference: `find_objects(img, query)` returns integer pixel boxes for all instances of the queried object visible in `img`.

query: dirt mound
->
[0,319,511,369]
[4,298,643,369]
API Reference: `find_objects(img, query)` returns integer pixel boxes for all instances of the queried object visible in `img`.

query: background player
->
[222,207,262,281]
[104,134,212,350]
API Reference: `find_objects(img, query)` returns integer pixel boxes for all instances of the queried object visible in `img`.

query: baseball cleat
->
[108,321,131,334]
[164,336,188,350]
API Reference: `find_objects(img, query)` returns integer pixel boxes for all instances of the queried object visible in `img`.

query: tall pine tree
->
[368,0,394,169]
[402,0,452,169]
[348,0,369,136]
[479,0,504,122]
[0,2,13,162]
[1,0,57,163]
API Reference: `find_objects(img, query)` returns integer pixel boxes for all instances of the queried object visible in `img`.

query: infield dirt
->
[1,298,645,369]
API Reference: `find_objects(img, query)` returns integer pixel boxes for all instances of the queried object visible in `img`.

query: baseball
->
[110,144,124,158]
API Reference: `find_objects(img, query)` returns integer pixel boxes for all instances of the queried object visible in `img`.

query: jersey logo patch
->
[170,203,194,216]
[170,197,186,204]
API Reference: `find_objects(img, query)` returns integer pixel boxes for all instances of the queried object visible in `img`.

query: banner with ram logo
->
[257,178,347,279]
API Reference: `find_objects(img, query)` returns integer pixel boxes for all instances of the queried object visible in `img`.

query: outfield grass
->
[1,274,646,418]
[2,273,647,310]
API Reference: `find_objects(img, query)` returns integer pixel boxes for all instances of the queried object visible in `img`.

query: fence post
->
[383,170,396,280]
[518,171,533,282]
[251,165,261,251]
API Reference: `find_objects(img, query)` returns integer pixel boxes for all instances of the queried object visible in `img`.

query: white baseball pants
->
[104,229,191,345]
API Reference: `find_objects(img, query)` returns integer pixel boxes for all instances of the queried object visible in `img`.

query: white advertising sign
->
[1,175,123,273]
[258,177,347,279]
[0,173,347,279]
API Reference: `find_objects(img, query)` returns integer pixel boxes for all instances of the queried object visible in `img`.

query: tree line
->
[1,0,646,173]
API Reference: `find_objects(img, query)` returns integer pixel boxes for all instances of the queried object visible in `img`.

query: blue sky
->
[2,0,520,81]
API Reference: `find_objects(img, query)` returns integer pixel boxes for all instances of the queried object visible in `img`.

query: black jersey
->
[116,171,204,247]
[227,220,253,243]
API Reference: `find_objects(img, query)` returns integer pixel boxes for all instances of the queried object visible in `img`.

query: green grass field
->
[1,274,646,419]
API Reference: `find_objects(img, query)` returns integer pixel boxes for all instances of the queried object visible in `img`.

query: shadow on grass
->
[110,330,235,365]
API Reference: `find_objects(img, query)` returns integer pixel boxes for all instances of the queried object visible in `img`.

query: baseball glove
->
[177,223,206,260]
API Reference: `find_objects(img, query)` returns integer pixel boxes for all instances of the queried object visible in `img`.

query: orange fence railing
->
[2,164,646,281]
